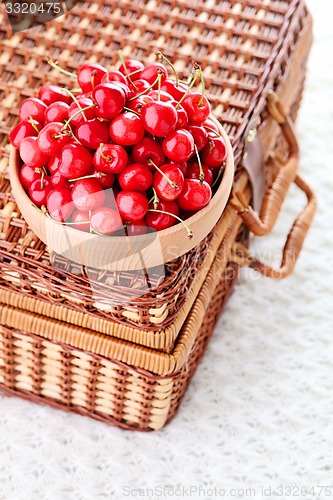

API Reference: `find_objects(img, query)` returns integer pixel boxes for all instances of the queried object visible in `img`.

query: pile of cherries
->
[10,53,227,236]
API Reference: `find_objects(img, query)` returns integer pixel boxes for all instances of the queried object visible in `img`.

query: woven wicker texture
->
[0,0,311,340]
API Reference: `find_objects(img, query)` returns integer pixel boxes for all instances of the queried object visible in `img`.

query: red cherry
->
[186,162,213,185]
[71,210,91,232]
[146,200,179,231]
[51,170,69,189]
[148,90,174,102]
[203,118,219,132]
[77,63,107,93]
[187,125,208,152]
[132,137,165,170]
[173,103,188,129]
[94,170,115,189]
[153,164,184,201]
[201,136,227,168]
[127,95,153,115]
[90,207,123,235]
[116,191,148,222]
[171,161,188,176]
[125,220,149,236]
[182,93,211,125]
[162,129,195,162]
[47,187,74,222]
[19,164,42,191]
[161,80,188,101]
[19,97,47,123]
[112,81,131,99]
[127,79,150,98]
[48,155,61,174]
[177,178,212,211]
[37,122,71,156]
[109,112,145,146]
[118,59,144,77]
[140,63,168,86]
[9,119,42,148]
[38,85,70,106]
[68,97,97,127]
[93,83,126,120]
[59,143,93,179]
[20,137,48,169]
[101,70,127,85]
[93,144,128,174]
[77,119,109,149]
[44,102,70,124]
[118,163,153,192]
[29,177,52,207]
[72,178,106,211]
[141,101,177,137]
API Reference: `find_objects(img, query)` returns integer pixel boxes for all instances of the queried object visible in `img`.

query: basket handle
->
[230,174,317,279]
[230,90,301,236]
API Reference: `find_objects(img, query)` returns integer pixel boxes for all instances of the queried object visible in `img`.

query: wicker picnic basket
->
[0,0,316,430]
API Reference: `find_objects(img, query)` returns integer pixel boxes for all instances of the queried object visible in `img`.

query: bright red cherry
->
[141,101,177,137]
[71,210,91,232]
[146,200,179,231]
[118,59,144,77]
[77,119,109,149]
[182,93,211,125]
[71,178,106,211]
[90,207,123,235]
[68,97,97,127]
[47,187,74,222]
[118,163,153,191]
[37,122,71,156]
[162,129,195,162]
[77,63,107,93]
[93,144,128,174]
[125,220,149,236]
[187,125,208,152]
[173,103,188,129]
[50,170,70,189]
[127,79,150,99]
[93,83,126,120]
[59,143,93,179]
[177,178,212,211]
[101,70,127,85]
[140,63,168,86]
[127,95,153,115]
[201,136,227,168]
[203,118,219,133]
[19,164,42,191]
[19,97,47,123]
[20,137,48,169]
[112,81,130,99]
[161,80,188,101]
[44,102,70,124]
[9,119,42,148]
[94,170,115,189]
[186,162,213,185]
[171,161,188,176]
[132,137,165,169]
[38,85,70,106]
[153,164,184,201]
[116,191,148,222]
[148,90,174,102]
[29,177,52,207]
[109,112,145,146]
[48,155,61,174]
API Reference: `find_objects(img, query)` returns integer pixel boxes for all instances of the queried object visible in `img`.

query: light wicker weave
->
[0,0,316,429]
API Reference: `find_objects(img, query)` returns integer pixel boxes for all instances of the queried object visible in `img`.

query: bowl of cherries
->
[9,53,234,271]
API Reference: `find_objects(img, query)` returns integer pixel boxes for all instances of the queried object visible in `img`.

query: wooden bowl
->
[9,119,234,271]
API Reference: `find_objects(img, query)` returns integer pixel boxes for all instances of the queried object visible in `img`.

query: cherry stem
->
[155,52,179,87]
[91,70,97,90]
[64,220,91,226]
[175,69,200,109]
[211,162,226,188]
[62,88,88,122]
[123,107,141,117]
[47,59,77,78]
[127,72,161,101]
[149,159,179,190]
[148,209,193,239]
[204,125,220,136]
[62,103,97,130]
[192,60,205,106]
[148,187,160,209]
[99,143,112,161]
[68,172,106,183]
[40,171,45,189]
[202,139,215,159]
[28,116,40,134]
[128,68,142,77]
[118,51,138,91]
[194,144,205,183]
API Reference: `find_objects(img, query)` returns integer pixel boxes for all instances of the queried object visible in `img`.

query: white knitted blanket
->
[0,1,332,498]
